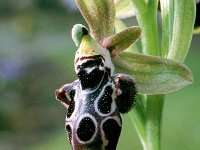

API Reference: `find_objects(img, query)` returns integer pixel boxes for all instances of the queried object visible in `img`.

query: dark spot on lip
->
[77,68,104,90]
[102,119,121,150]
[77,117,96,142]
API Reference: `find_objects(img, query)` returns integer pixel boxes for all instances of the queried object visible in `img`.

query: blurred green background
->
[0,0,199,150]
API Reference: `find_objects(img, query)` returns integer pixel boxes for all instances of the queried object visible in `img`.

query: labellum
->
[55,26,137,150]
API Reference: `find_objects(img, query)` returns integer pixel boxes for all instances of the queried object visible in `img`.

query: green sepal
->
[71,24,88,47]
[102,26,141,57]
[113,52,193,95]
[75,0,115,42]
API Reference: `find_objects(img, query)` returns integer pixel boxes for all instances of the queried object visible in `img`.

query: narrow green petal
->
[102,26,141,57]
[113,52,193,95]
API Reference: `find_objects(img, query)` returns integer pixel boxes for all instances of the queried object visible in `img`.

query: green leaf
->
[167,0,196,62]
[102,26,141,57]
[114,0,135,19]
[113,52,193,95]
[160,0,174,57]
[75,0,115,42]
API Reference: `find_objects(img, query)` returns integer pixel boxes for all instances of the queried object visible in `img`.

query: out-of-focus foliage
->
[0,0,76,15]
[0,0,79,149]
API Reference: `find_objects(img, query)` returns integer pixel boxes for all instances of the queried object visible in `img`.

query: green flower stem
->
[130,1,162,150]
[129,95,164,150]
[131,0,160,56]
[130,1,165,150]
[129,100,146,149]
[146,95,165,150]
